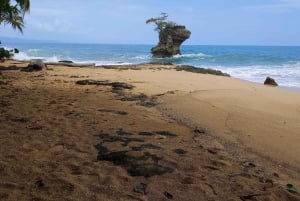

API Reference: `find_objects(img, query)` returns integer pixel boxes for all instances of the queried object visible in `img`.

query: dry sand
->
[0,60,300,201]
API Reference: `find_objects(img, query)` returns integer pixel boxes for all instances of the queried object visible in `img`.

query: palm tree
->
[0,0,30,33]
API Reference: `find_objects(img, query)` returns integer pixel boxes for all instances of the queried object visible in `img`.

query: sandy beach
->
[1,60,300,201]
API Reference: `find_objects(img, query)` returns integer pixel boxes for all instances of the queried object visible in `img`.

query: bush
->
[0,41,19,61]
[0,47,11,61]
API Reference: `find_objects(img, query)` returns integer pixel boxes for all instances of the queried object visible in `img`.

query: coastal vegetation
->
[0,0,30,60]
[146,13,176,39]
[0,0,30,32]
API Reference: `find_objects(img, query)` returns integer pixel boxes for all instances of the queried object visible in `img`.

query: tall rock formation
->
[151,25,191,58]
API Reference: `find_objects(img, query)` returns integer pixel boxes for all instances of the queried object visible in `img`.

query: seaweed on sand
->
[95,144,173,177]
[96,132,173,177]
[98,133,143,146]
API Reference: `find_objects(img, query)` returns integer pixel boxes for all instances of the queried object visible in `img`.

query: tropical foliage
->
[146,13,176,33]
[0,0,30,60]
[0,0,30,32]
[0,41,19,61]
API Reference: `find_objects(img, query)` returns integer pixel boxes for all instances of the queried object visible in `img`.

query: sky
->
[0,0,300,45]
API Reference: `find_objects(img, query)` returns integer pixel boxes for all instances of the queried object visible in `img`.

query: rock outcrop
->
[264,77,278,86]
[22,59,47,72]
[151,25,191,58]
[175,65,230,77]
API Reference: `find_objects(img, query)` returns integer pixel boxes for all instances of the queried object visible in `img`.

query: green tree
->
[0,0,30,60]
[146,13,176,33]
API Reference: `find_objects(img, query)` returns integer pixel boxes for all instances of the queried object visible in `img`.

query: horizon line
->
[1,36,300,47]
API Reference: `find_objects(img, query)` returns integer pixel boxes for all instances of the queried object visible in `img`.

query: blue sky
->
[1,0,300,45]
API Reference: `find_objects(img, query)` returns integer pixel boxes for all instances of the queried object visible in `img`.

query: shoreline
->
[8,58,300,92]
[97,63,300,93]
[1,60,300,200]
[98,63,300,93]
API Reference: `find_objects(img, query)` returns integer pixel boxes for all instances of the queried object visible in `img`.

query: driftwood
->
[45,62,95,67]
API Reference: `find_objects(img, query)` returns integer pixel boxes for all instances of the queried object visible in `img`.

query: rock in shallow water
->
[264,77,278,86]
[151,25,191,58]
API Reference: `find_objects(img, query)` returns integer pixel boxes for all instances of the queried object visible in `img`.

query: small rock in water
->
[264,77,278,86]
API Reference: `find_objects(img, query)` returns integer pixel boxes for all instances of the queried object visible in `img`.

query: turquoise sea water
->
[3,41,300,89]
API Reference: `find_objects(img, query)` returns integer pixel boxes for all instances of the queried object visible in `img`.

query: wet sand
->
[0,60,300,201]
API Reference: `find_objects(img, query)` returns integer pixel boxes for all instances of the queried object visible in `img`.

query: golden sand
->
[1,60,300,200]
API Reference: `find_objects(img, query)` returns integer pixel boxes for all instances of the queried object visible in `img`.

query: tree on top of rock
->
[146,13,176,33]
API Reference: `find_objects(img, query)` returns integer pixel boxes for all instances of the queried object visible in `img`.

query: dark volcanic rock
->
[59,60,73,63]
[76,79,134,90]
[176,65,230,77]
[75,80,109,85]
[0,65,21,71]
[151,25,191,58]
[22,59,46,72]
[156,131,177,138]
[0,80,7,85]
[98,109,128,115]
[264,77,278,86]
[120,93,148,102]
[111,82,134,90]
[138,131,155,136]
[173,149,187,155]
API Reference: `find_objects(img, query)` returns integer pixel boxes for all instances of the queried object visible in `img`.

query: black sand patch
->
[173,149,187,155]
[0,80,7,85]
[95,144,173,177]
[119,93,158,107]
[96,131,173,177]
[76,80,134,90]
[98,133,143,146]
[98,109,128,115]
[0,66,21,71]
[138,132,155,136]
[131,144,161,151]
[116,128,133,136]
[156,131,177,137]
[119,93,147,102]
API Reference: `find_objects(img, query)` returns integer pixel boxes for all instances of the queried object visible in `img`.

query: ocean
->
[3,41,300,89]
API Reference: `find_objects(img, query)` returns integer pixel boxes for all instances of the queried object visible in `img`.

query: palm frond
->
[0,0,30,32]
